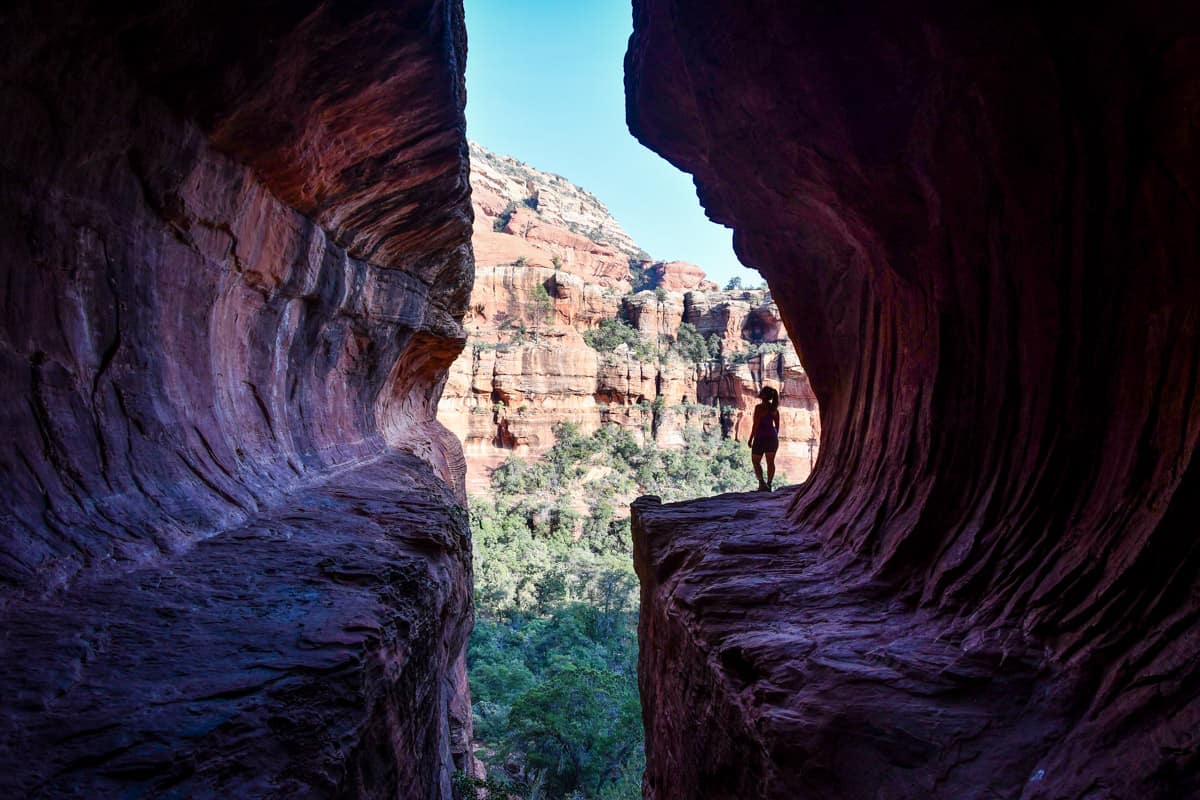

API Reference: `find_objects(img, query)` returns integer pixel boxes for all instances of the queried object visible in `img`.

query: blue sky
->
[463,0,759,287]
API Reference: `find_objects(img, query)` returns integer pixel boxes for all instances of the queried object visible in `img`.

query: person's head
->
[758,386,779,407]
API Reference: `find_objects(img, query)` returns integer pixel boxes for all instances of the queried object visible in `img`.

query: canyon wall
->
[0,1,475,796]
[628,2,1199,799]
[439,144,820,493]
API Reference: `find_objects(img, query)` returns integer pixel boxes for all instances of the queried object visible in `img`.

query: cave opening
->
[441,1,823,796]
[3,0,1192,798]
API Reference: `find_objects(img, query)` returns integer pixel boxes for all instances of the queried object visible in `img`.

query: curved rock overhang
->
[0,1,476,795]
[1,0,472,595]
[628,2,1199,797]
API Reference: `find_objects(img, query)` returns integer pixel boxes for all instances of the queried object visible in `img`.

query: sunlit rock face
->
[439,279,820,493]
[0,0,474,796]
[469,141,642,291]
[649,260,718,293]
[439,147,820,492]
[628,2,1200,798]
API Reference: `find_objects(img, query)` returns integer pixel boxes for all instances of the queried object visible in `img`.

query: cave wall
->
[0,0,470,594]
[627,2,1199,797]
[0,1,476,795]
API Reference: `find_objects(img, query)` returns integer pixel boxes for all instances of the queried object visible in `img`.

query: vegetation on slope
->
[461,422,765,799]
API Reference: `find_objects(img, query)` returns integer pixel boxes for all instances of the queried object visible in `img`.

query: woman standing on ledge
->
[748,386,780,492]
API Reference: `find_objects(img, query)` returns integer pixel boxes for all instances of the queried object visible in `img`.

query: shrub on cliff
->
[727,341,790,364]
[530,282,555,329]
[672,322,712,363]
[627,258,656,292]
[546,422,601,475]
[469,421,768,798]
[494,200,518,231]
[582,318,655,361]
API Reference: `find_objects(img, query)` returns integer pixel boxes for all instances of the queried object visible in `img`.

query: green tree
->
[507,665,642,798]
[672,322,711,363]
[468,417,785,798]
[582,319,655,361]
[531,282,555,329]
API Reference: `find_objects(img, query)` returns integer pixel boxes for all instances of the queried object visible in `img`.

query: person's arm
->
[748,405,761,448]
[773,408,780,434]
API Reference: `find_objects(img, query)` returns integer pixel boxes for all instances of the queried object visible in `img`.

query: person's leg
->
[765,451,776,489]
[752,451,766,489]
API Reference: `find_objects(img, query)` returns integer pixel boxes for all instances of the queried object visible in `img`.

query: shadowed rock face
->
[0,0,474,795]
[628,2,1200,798]
[4,455,472,799]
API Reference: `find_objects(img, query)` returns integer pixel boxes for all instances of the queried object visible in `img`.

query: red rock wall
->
[442,147,822,493]
[0,1,475,795]
[1,0,471,595]
[439,281,821,494]
[628,2,1200,798]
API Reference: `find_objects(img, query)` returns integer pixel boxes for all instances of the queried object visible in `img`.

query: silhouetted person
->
[748,386,780,491]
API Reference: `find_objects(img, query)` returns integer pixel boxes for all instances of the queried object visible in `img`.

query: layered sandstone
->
[441,290,821,493]
[628,2,1200,798]
[648,260,718,292]
[439,149,822,493]
[3,455,472,798]
[0,1,474,795]
[469,142,640,291]
[470,141,644,259]
[622,290,685,339]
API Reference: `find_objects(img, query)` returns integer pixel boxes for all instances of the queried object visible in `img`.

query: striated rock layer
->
[469,141,641,291]
[0,0,475,796]
[628,2,1200,799]
[3,455,472,799]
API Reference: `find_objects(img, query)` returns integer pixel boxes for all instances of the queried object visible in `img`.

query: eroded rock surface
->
[0,0,475,795]
[440,280,821,492]
[628,2,1200,798]
[2,455,471,799]
[633,493,1071,799]
[469,141,641,291]
[648,260,718,293]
